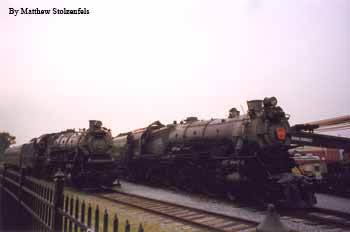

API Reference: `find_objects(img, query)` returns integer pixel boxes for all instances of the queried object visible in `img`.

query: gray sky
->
[1,0,349,144]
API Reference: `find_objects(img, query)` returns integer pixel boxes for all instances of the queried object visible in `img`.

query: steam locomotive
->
[113,97,317,208]
[3,120,118,187]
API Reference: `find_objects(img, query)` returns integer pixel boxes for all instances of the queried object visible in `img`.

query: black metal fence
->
[0,167,145,232]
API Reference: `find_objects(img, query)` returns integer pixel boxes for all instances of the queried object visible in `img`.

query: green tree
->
[0,132,16,160]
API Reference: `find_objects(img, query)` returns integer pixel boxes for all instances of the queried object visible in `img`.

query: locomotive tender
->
[3,120,118,187]
[113,97,316,208]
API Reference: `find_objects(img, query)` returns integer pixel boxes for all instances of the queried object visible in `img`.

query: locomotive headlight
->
[270,97,278,106]
[263,96,278,107]
[276,127,286,140]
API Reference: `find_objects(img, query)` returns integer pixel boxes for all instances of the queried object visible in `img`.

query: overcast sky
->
[1,0,349,144]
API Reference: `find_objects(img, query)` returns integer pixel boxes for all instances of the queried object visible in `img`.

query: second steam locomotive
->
[113,97,317,208]
[3,120,118,187]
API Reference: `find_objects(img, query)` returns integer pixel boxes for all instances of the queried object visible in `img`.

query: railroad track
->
[94,189,258,232]
[281,206,350,230]
[94,188,350,232]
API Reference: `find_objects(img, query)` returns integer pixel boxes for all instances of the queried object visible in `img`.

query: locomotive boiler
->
[113,97,317,208]
[3,120,118,187]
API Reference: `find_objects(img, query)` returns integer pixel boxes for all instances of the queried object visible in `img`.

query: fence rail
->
[0,167,144,232]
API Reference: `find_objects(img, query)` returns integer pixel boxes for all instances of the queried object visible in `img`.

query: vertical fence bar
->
[46,187,50,227]
[95,205,100,232]
[0,166,5,231]
[44,187,48,227]
[74,197,79,232]
[48,189,53,227]
[87,204,92,228]
[64,196,69,232]
[125,220,130,232]
[41,186,45,227]
[17,168,25,230]
[38,185,42,224]
[113,214,119,232]
[69,197,73,232]
[81,201,86,232]
[2,167,10,231]
[33,183,37,232]
[52,170,65,232]
[103,210,108,232]
[138,224,144,232]
[41,186,44,232]
[81,201,86,223]
[35,185,39,232]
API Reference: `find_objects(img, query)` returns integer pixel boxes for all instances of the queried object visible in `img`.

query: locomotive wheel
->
[71,155,86,187]
[145,167,163,186]
[202,176,226,197]
[127,164,145,183]
[39,165,52,180]
[175,166,200,193]
[162,166,178,191]
[226,191,237,201]
[125,167,137,182]
[71,176,83,188]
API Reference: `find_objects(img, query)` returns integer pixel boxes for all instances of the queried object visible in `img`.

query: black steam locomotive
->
[113,97,317,208]
[3,120,118,187]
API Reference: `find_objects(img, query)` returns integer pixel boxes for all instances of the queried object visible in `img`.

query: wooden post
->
[52,169,65,232]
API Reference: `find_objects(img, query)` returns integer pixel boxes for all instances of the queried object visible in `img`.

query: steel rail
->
[93,189,258,232]
[280,206,350,229]
[94,188,350,231]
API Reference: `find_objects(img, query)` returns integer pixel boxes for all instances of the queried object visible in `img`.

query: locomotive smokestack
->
[247,100,263,112]
[228,108,240,118]
[89,120,102,130]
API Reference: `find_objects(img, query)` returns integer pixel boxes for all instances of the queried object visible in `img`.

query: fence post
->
[52,169,65,232]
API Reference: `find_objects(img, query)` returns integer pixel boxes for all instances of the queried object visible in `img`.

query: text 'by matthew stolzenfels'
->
[9,8,90,16]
